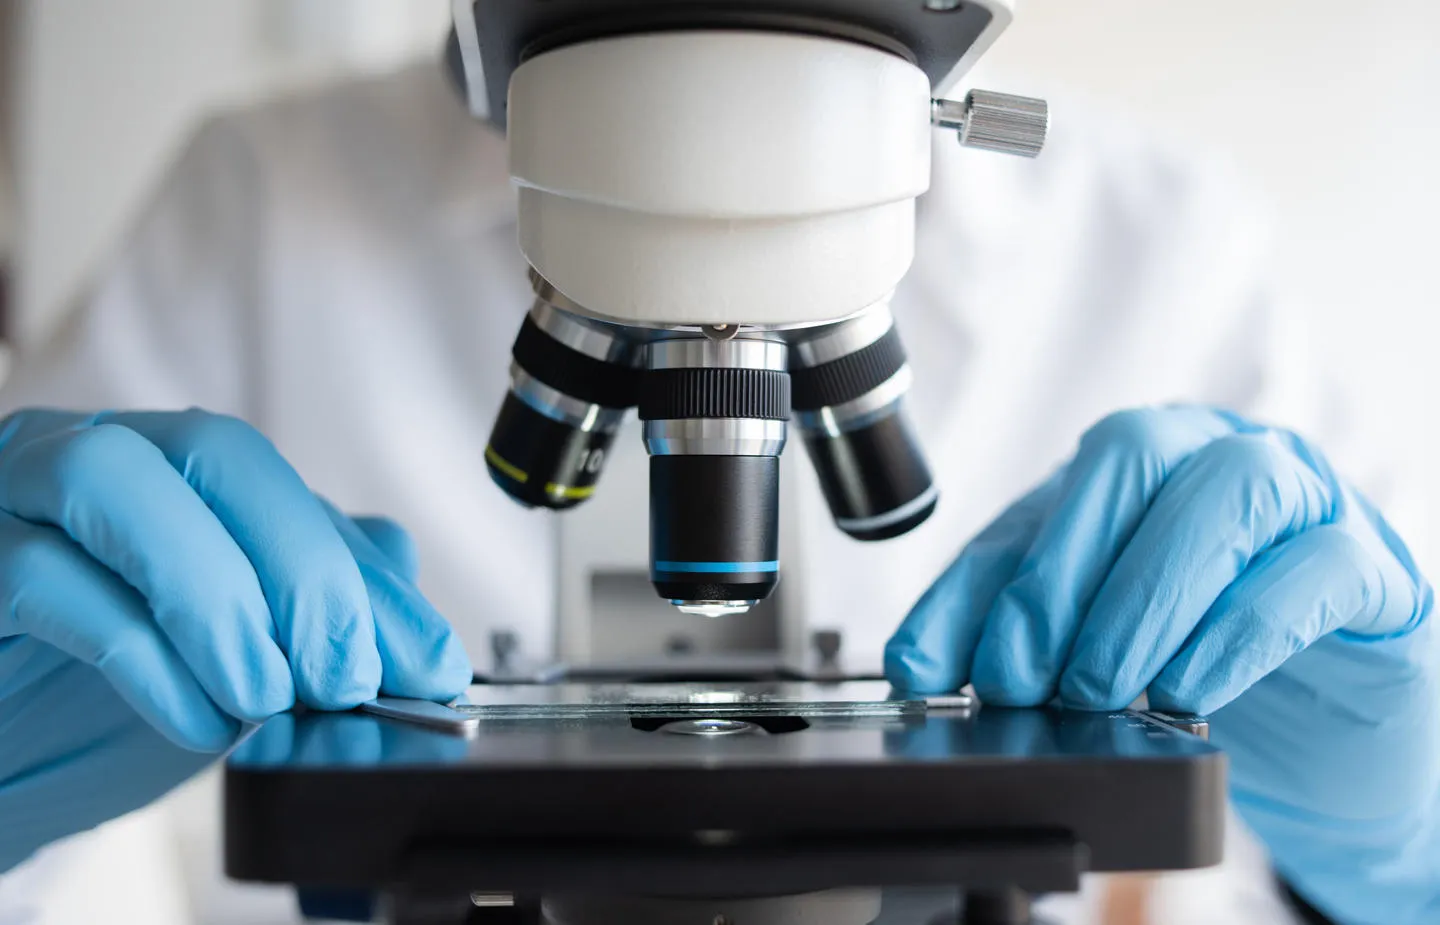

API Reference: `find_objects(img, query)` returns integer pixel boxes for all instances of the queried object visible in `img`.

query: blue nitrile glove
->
[0,408,471,870]
[885,407,1440,925]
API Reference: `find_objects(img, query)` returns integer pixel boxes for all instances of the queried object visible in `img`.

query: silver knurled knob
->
[931,90,1050,158]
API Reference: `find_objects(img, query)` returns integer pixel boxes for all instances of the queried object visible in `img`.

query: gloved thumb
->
[349,516,420,583]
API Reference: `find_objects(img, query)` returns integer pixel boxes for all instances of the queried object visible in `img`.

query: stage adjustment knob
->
[932,90,1049,158]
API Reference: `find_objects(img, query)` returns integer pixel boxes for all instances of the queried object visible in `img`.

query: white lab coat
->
[0,60,1347,924]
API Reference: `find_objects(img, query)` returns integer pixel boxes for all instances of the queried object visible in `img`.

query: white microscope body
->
[449,0,1047,668]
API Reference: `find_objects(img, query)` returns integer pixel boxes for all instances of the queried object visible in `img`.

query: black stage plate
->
[225,682,1224,892]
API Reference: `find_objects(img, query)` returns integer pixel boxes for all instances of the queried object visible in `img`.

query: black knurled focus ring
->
[790,326,907,412]
[512,316,642,409]
[640,368,792,421]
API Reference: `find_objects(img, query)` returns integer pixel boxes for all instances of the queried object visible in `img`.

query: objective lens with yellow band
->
[484,284,644,511]
[485,393,618,511]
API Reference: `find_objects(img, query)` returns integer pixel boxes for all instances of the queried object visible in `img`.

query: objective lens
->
[485,275,643,509]
[640,337,790,614]
[788,305,937,541]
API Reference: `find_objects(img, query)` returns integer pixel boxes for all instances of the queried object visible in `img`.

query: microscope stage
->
[224,681,1224,895]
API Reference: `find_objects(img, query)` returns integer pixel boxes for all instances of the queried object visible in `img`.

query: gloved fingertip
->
[371,592,473,702]
[161,706,243,755]
[402,631,473,702]
[1147,634,1249,717]
[967,612,1062,708]
[883,593,973,694]
[1147,675,1231,719]
[882,641,956,695]
[970,676,1053,709]
[1056,670,1133,712]
[435,638,476,700]
[1145,689,1199,717]
[289,615,384,712]
[295,660,383,713]
[224,665,298,726]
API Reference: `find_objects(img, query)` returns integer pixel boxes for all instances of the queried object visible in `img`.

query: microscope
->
[472,0,1048,673]
[472,0,1041,621]
[223,4,1226,923]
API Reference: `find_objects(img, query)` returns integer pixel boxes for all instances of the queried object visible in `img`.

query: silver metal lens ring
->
[643,418,788,457]
[527,297,641,367]
[788,303,895,369]
[511,365,630,432]
[794,364,915,437]
[646,336,788,373]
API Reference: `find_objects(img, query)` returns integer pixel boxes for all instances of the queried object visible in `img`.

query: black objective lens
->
[649,455,781,614]
[789,306,937,541]
[485,278,642,510]
[641,337,790,615]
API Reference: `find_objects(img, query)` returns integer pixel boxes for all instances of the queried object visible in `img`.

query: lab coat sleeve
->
[1197,234,1436,579]
[1078,108,1433,572]
[0,112,263,420]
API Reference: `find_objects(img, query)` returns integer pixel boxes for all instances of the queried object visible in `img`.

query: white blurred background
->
[0,0,1436,478]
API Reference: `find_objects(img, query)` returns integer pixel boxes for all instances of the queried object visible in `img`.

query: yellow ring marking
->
[484,446,530,484]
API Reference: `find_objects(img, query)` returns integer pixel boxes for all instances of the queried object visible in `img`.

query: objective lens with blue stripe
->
[653,560,779,574]
[642,337,790,615]
[647,453,784,610]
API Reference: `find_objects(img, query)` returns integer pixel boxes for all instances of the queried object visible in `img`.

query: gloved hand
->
[0,408,472,869]
[885,406,1440,925]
